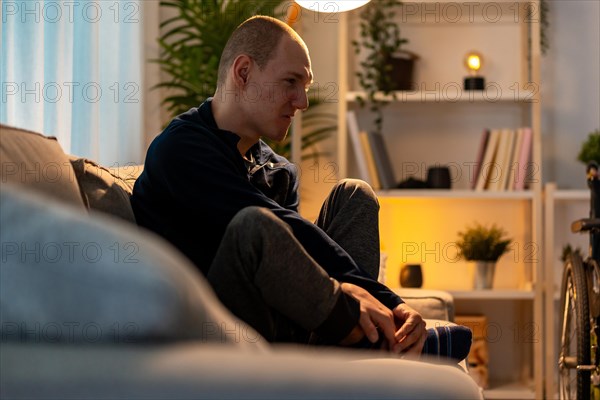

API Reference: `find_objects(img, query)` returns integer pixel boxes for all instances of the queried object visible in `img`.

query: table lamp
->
[464,52,485,90]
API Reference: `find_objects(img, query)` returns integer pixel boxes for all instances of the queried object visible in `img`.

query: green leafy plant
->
[577,129,600,165]
[351,0,407,135]
[456,223,512,262]
[155,0,333,161]
[525,0,549,55]
[540,0,550,55]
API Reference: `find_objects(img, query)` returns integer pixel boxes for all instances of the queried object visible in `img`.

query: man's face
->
[243,36,313,143]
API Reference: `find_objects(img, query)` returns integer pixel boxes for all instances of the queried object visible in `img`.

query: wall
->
[142,0,164,148]
[295,9,341,219]
[541,0,600,189]
[143,0,182,146]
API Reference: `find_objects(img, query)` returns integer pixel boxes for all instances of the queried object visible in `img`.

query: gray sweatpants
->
[207,179,380,343]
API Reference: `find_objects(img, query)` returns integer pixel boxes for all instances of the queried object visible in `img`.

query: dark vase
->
[400,264,423,288]
[427,166,452,189]
[378,50,419,92]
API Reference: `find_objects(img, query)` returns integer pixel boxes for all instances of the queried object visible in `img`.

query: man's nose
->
[292,90,309,111]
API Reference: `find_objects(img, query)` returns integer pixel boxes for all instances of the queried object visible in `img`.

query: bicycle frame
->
[580,167,600,399]
[559,163,600,400]
[587,176,600,399]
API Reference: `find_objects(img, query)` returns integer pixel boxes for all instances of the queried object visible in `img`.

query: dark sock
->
[334,325,472,361]
[422,325,472,362]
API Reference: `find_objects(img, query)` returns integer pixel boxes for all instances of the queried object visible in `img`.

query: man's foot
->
[422,325,472,361]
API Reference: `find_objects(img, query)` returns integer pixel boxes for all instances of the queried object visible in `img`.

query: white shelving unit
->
[543,183,590,398]
[450,290,535,300]
[483,381,536,400]
[376,189,534,200]
[346,89,537,103]
[335,1,543,397]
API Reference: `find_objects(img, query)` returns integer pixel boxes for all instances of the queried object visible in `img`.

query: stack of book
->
[472,128,533,191]
[347,111,533,192]
[347,111,397,190]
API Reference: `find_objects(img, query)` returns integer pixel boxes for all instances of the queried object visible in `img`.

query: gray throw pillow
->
[69,157,136,223]
[0,184,266,350]
[0,124,86,210]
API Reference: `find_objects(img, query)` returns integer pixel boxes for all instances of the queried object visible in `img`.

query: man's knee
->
[335,178,378,205]
[228,206,289,237]
[232,206,273,222]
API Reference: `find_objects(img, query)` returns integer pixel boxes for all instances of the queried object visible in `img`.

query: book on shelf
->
[490,129,510,191]
[514,127,533,190]
[498,128,516,191]
[474,127,533,191]
[359,131,381,190]
[475,129,501,191]
[471,129,490,190]
[346,111,370,183]
[506,128,524,191]
[367,131,397,190]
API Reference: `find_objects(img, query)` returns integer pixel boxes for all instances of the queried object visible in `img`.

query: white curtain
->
[1,0,144,166]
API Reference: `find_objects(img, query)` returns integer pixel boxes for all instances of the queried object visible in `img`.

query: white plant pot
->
[472,261,496,289]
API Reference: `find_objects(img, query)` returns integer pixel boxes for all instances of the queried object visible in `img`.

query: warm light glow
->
[467,56,481,71]
[286,4,302,26]
[464,52,483,74]
[378,197,527,290]
[295,1,371,13]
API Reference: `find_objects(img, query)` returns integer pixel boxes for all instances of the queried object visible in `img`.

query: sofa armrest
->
[1,343,483,399]
[394,288,455,322]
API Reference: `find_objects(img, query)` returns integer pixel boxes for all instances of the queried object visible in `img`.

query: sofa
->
[0,124,483,399]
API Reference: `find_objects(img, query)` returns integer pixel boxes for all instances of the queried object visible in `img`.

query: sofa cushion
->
[69,157,137,223]
[0,124,85,210]
[108,164,143,192]
[0,184,266,349]
[394,288,455,322]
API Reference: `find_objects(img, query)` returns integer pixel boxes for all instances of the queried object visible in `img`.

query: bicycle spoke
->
[560,274,578,399]
[559,253,591,400]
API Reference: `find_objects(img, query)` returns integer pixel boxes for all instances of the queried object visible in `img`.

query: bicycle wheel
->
[559,252,591,400]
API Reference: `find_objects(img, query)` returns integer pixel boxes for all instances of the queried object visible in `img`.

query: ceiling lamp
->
[295,1,371,13]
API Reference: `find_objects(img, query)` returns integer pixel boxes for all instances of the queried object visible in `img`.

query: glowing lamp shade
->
[464,52,483,74]
[295,1,371,13]
[463,51,485,90]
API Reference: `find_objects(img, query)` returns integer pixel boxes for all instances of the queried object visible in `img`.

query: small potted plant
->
[577,129,600,165]
[351,0,415,135]
[456,222,512,289]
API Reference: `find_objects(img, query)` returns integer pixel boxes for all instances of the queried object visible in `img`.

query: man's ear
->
[231,55,252,87]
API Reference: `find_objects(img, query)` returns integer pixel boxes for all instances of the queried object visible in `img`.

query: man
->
[132,16,468,357]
